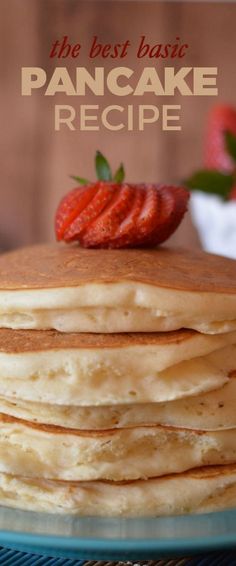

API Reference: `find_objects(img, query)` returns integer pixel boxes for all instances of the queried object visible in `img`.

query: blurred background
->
[0,0,236,252]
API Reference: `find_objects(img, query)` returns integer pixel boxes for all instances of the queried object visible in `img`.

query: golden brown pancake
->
[0,368,235,431]
[1,464,236,516]
[0,244,236,333]
[0,413,235,481]
[0,244,235,292]
[0,328,235,405]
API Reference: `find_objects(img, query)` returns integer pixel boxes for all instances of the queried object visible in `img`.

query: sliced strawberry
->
[108,184,160,248]
[55,184,99,240]
[150,186,189,245]
[81,184,135,247]
[135,184,160,240]
[54,151,189,248]
[110,186,146,247]
[161,187,189,242]
[126,185,189,247]
[118,184,161,247]
[93,185,188,248]
[140,185,176,245]
[63,182,116,241]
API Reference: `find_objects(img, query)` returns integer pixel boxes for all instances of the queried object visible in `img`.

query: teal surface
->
[0,506,235,560]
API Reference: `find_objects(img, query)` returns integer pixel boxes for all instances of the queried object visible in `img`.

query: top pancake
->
[0,243,236,293]
[0,244,236,334]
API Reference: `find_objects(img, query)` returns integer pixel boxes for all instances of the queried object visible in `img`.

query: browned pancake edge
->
[0,327,196,353]
[0,244,235,293]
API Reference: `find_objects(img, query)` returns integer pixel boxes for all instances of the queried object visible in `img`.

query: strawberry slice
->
[135,185,160,240]
[150,186,189,245]
[55,185,98,240]
[110,186,145,247]
[81,184,135,247]
[63,182,116,241]
[136,185,175,246]
[108,184,160,248]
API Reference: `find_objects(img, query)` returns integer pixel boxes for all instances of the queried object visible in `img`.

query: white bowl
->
[190,191,236,259]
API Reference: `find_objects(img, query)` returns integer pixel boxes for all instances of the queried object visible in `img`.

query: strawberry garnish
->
[64,182,116,241]
[113,187,145,247]
[55,152,189,249]
[147,186,182,245]
[136,185,160,241]
[81,183,135,247]
[108,185,188,248]
[55,185,98,240]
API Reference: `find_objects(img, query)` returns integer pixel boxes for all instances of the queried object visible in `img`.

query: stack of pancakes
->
[0,244,235,516]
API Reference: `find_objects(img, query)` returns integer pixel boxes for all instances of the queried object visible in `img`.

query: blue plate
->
[0,507,236,560]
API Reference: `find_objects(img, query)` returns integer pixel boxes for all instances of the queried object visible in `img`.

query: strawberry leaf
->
[70,175,90,185]
[113,163,125,183]
[184,170,234,200]
[95,151,112,181]
[224,130,236,162]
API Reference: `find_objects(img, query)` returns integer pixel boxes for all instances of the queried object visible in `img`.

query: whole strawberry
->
[55,152,189,249]
[205,105,236,172]
[185,105,236,200]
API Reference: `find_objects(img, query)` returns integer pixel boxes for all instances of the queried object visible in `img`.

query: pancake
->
[0,329,235,404]
[0,244,236,334]
[0,414,235,481]
[1,368,235,431]
[0,465,235,516]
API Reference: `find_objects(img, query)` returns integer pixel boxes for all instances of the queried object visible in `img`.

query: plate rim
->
[0,529,236,555]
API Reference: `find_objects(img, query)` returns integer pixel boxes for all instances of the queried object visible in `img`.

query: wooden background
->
[0,0,236,252]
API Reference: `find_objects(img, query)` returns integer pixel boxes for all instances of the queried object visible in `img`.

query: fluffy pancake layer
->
[0,329,235,405]
[1,372,235,431]
[0,414,235,481]
[2,307,236,334]
[0,245,236,333]
[0,465,236,516]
